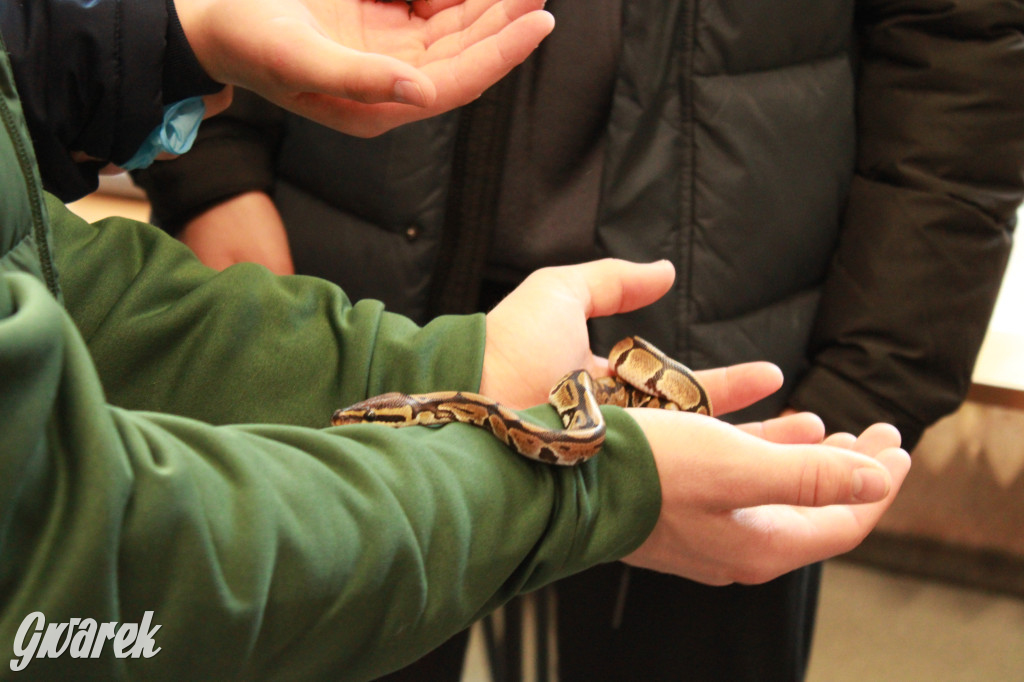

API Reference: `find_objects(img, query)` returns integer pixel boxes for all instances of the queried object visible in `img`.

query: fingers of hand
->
[284,37,438,106]
[696,362,783,416]
[732,445,909,580]
[734,440,900,508]
[823,431,858,448]
[849,422,902,452]
[420,8,554,106]
[632,410,903,509]
[305,5,552,134]
[627,417,910,584]
[737,411,825,445]
[415,0,516,23]
[529,259,675,320]
[423,0,547,52]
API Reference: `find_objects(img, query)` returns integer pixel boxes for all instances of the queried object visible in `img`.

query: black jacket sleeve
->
[791,0,1024,448]
[0,0,221,201]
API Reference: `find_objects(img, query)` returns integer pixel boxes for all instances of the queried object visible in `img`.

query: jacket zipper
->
[0,94,60,298]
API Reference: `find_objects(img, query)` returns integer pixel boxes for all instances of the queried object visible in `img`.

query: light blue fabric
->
[120,97,205,171]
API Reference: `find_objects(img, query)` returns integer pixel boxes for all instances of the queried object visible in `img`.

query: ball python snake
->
[331,336,712,466]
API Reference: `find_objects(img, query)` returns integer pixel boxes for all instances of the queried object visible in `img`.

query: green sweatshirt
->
[0,37,660,681]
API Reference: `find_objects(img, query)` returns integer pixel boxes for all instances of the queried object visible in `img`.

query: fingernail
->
[393,80,426,107]
[852,467,890,502]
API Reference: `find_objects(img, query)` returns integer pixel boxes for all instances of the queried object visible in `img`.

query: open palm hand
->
[176,0,554,136]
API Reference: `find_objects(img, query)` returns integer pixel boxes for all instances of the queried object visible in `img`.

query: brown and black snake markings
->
[331,336,712,466]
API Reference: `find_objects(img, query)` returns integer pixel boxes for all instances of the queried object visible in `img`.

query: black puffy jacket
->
[138,0,1024,449]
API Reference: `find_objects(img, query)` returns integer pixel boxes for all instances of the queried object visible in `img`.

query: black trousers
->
[556,563,822,682]
[377,562,820,681]
[376,631,470,682]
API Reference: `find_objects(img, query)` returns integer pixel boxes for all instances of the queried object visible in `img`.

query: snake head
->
[331,392,413,426]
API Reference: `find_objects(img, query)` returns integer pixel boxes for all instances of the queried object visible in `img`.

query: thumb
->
[629,410,904,509]
[183,8,439,109]
[566,259,676,320]
[277,34,438,107]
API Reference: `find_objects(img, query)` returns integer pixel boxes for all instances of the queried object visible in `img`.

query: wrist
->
[165,0,225,103]
[594,406,663,558]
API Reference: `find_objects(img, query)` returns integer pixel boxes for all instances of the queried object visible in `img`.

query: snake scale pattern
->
[331,336,712,465]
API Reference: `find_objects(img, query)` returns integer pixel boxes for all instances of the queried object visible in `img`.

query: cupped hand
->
[174,0,555,136]
[480,259,788,417]
[623,415,910,585]
[481,259,674,409]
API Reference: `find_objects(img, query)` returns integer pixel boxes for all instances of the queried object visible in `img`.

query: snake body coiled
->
[331,337,712,465]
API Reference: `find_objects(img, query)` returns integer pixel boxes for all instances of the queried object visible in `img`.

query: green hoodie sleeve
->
[1,203,661,680]
[48,194,478,428]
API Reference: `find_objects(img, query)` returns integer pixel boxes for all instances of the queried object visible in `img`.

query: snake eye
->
[364,409,377,422]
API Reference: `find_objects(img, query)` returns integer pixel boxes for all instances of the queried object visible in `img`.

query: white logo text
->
[10,611,161,671]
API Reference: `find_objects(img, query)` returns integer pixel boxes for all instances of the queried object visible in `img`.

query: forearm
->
[175,191,296,274]
[792,0,1024,447]
[48,193,478,427]
[0,272,659,680]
